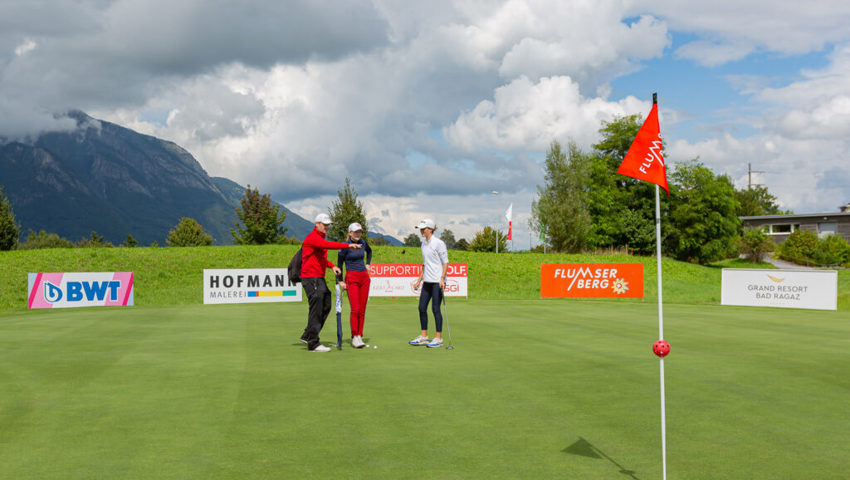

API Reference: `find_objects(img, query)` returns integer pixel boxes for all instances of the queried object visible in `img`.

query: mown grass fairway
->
[1,300,848,479]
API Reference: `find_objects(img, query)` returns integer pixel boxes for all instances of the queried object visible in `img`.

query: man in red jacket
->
[300,213,362,352]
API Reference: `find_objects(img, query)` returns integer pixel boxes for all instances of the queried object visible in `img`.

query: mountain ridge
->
[0,112,400,246]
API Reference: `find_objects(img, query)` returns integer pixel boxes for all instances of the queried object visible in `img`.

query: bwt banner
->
[204,268,302,304]
[28,272,134,309]
[368,263,468,297]
[541,263,644,298]
[721,268,837,311]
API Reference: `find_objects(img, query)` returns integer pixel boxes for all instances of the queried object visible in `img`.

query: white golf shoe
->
[310,344,331,353]
[352,336,365,348]
[426,338,443,348]
[408,335,429,346]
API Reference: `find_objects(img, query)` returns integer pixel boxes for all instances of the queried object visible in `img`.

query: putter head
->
[446,345,454,350]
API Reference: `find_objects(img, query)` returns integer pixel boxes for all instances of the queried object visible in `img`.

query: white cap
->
[415,218,436,230]
[314,213,333,224]
[348,222,363,232]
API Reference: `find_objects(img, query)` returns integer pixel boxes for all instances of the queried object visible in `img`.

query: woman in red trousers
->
[336,222,373,348]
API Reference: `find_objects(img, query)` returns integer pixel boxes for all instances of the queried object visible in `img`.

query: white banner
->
[721,268,837,311]
[368,263,468,297]
[203,268,302,304]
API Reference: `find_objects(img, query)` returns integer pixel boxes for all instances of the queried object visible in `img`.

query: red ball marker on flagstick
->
[653,340,670,357]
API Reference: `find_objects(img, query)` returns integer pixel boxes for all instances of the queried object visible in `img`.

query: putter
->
[334,284,343,350]
[442,285,454,350]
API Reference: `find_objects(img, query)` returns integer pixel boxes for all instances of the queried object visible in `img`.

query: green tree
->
[404,233,421,247]
[167,217,213,247]
[440,229,457,249]
[455,238,469,251]
[588,114,661,251]
[369,235,389,246]
[77,231,112,248]
[737,227,774,263]
[470,226,507,252]
[328,177,368,242]
[667,161,740,264]
[18,230,74,250]
[125,234,138,248]
[530,141,592,252]
[735,185,787,218]
[777,229,817,264]
[813,234,850,266]
[231,185,287,244]
[0,186,20,250]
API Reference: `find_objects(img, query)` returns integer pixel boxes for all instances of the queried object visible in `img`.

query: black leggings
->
[418,282,443,332]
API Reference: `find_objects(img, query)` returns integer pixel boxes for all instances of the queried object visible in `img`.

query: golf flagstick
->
[334,284,343,350]
[616,93,670,480]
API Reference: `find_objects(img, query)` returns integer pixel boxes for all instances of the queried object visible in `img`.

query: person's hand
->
[349,243,362,249]
[339,281,347,290]
[332,266,342,276]
[413,279,421,291]
[365,265,370,278]
[439,278,445,290]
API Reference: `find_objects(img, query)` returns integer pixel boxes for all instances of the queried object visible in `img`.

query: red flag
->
[617,96,669,194]
[505,203,513,240]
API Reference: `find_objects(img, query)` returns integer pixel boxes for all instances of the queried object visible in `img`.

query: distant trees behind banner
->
[531,115,789,264]
[231,185,291,245]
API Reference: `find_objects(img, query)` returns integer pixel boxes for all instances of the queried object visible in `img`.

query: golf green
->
[0,299,847,479]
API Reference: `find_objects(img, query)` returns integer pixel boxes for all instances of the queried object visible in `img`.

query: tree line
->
[529,115,809,264]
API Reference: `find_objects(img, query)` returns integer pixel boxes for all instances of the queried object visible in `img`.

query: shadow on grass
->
[563,437,641,480]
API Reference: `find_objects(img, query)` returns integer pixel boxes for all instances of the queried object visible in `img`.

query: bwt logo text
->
[43,281,123,303]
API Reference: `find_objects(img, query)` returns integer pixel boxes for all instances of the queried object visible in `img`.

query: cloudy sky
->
[3,0,850,248]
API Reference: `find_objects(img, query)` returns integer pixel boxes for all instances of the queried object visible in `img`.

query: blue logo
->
[43,281,63,303]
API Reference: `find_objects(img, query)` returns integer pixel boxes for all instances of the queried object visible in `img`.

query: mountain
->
[0,111,401,246]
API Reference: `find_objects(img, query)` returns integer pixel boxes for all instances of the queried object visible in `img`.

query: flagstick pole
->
[655,183,667,480]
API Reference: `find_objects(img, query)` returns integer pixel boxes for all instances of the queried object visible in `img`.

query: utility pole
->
[748,163,765,189]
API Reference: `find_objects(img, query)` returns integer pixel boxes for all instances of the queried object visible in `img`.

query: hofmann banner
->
[28,272,134,309]
[721,268,837,310]
[540,263,644,298]
[368,263,468,297]
[204,268,302,304]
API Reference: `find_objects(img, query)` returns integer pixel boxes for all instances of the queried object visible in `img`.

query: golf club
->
[442,284,454,350]
[334,284,343,350]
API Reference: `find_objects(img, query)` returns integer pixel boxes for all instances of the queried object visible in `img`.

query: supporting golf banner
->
[28,272,134,309]
[540,263,644,298]
[368,263,468,297]
[203,268,302,304]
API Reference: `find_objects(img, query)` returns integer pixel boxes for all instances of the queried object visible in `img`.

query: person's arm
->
[336,248,346,283]
[364,240,372,268]
[439,243,449,289]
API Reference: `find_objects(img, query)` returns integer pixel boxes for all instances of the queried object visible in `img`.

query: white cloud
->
[445,75,649,152]
[6,0,850,246]
[674,40,752,67]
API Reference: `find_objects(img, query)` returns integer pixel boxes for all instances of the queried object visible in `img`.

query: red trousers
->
[345,270,370,337]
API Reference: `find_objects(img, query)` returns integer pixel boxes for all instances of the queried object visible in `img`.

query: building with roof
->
[740,203,850,243]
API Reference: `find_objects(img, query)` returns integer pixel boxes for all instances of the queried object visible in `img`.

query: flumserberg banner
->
[721,268,837,310]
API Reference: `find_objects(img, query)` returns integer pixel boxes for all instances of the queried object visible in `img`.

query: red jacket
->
[301,228,351,278]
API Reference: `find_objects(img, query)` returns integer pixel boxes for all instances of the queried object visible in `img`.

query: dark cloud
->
[0,0,389,137]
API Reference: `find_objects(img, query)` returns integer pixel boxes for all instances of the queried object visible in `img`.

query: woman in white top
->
[409,218,449,348]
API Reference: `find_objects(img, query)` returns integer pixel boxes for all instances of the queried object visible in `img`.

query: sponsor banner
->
[721,269,837,311]
[204,268,302,304]
[541,263,644,298]
[368,263,468,297]
[28,272,134,309]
